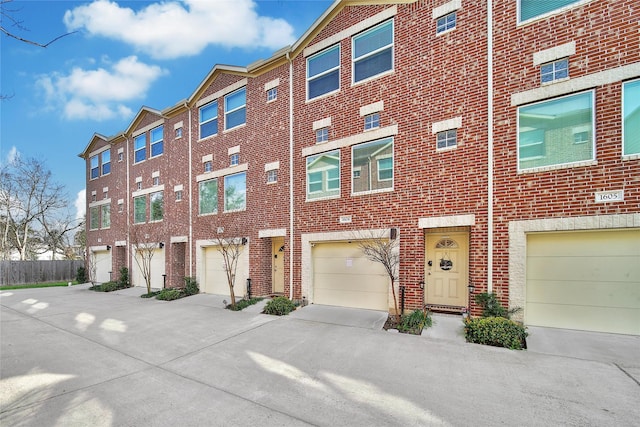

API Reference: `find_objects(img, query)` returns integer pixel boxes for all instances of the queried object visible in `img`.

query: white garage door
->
[526,229,640,335]
[93,250,112,283]
[133,249,165,289]
[312,242,389,311]
[203,246,247,297]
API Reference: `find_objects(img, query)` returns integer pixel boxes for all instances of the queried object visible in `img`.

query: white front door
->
[425,232,469,308]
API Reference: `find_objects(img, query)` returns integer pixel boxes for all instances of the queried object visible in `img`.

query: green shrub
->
[263,296,296,316]
[89,281,119,292]
[76,266,87,284]
[474,292,522,319]
[226,297,264,311]
[141,291,161,298]
[398,309,432,334]
[118,267,130,288]
[183,277,199,296]
[464,317,527,350]
[155,289,184,301]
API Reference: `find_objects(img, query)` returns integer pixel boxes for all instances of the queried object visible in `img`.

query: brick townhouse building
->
[80,0,639,335]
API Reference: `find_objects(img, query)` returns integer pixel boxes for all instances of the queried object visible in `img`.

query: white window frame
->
[518,0,586,24]
[134,134,146,164]
[150,191,164,222]
[266,169,278,184]
[224,87,247,131]
[101,204,110,229]
[150,125,163,158]
[541,58,569,84]
[307,45,340,101]
[436,129,458,150]
[204,161,213,173]
[224,172,247,212]
[199,101,218,139]
[230,153,239,166]
[90,155,99,180]
[316,127,329,144]
[352,19,394,85]
[89,206,99,230]
[134,196,146,224]
[364,113,380,130]
[175,190,183,201]
[622,78,640,157]
[306,151,340,201]
[436,12,456,34]
[199,178,218,215]
[267,87,277,102]
[101,150,111,176]
[351,138,394,195]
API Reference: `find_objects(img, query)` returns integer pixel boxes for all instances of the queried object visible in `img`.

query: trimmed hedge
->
[155,289,183,301]
[464,317,528,350]
[263,296,296,316]
[89,281,129,292]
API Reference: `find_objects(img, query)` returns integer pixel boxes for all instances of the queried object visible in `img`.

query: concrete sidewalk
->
[1,286,639,426]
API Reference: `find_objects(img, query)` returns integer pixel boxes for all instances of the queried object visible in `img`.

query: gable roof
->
[78,133,110,159]
[124,106,164,136]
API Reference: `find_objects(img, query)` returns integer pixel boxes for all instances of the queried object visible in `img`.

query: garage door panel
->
[94,251,112,283]
[314,288,388,311]
[527,280,639,309]
[527,303,639,335]
[133,249,165,289]
[527,232,639,257]
[204,247,246,297]
[527,256,638,282]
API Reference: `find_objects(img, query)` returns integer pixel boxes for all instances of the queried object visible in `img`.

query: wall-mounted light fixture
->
[468,283,475,294]
[106,245,111,250]
[159,242,165,249]
[390,227,398,240]
[241,237,248,245]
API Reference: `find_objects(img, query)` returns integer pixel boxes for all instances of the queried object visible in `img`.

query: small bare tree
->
[355,229,401,319]
[131,226,162,294]
[86,250,97,285]
[211,231,246,309]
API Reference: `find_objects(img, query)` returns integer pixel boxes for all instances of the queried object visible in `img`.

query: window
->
[230,153,239,166]
[316,127,329,144]
[199,179,218,215]
[224,172,246,212]
[541,58,569,84]
[175,190,183,201]
[150,126,163,157]
[136,182,142,190]
[225,87,246,130]
[353,20,393,83]
[92,193,97,202]
[623,79,640,156]
[437,129,457,149]
[175,127,183,138]
[352,138,393,194]
[101,150,111,175]
[90,155,99,179]
[200,101,218,139]
[134,134,146,163]
[267,87,277,102]
[103,190,108,199]
[118,152,124,162]
[436,12,456,34]
[118,202,123,213]
[204,161,213,173]
[306,150,340,200]
[150,191,163,222]
[364,113,380,130]
[89,206,99,230]
[518,91,594,170]
[307,45,340,100]
[134,196,146,224]
[101,204,110,228]
[267,169,277,183]
[519,0,581,23]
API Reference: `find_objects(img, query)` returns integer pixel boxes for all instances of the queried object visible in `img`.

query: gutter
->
[187,103,193,277]
[487,0,494,293]
[287,51,294,301]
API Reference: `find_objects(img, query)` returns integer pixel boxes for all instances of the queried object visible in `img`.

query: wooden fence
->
[0,260,84,286]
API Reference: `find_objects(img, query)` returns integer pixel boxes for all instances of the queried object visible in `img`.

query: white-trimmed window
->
[134,196,146,224]
[90,155,99,179]
[199,101,218,139]
[541,58,569,84]
[623,79,640,156]
[353,19,393,84]
[518,91,594,171]
[103,190,108,200]
[307,45,340,100]
[224,172,246,212]
[150,126,163,157]
[175,127,183,138]
[118,152,124,162]
[150,191,163,222]
[89,206,99,230]
[518,0,582,23]
[267,87,277,102]
[230,153,239,166]
[436,12,456,34]
[364,113,380,130]
[136,182,142,190]
[118,201,124,213]
[199,179,218,215]
[352,138,393,194]
[175,190,183,201]
[267,169,278,183]
[101,204,110,229]
[225,87,246,130]
[134,134,146,163]
[316,127,329,144]
[204,161,213,173]
[306,150,340,200]
[101,150,111,175]
[153,176,160,186]
[437,129,457,150]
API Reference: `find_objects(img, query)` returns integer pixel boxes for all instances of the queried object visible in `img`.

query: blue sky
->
[1,0,332,219]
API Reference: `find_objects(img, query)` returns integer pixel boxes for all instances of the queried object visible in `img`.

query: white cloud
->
[6,146,20,165]
[63,0,297,59]
[36,56,164,121]
[75,189,86,220]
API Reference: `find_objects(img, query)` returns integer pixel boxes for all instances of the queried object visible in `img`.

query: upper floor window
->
[153,176,160,186]
[150,191,163,222]
[175,189,183,201]
[352,138,393,194]
[134,134,146,163]
[204,161,213,173]
[267,169,278,184]
[541,58,569,84]
[90,155,99,179]
[118,152,124,162]
[101,150,111,175]
[224,172,247,212]
[307,45,340,100]
[316,127,329,144]
[134,196,146,224]
[437,129,457,150]
[623,79,640,156]
[175,127,183,138]
[267,87,277,102]
[517,91,594,171]
[200,101,218,139]
[230,153,239,166]
[199,178,218,215]
[150,126,163,157]
[436,12,456,34]
[225,87,247,130]
[364,113,380,130]
[101,204,110,229]
[306,150,340,200]
[353,19,393,84]
[89,206,99,230]
[519,0,581,23]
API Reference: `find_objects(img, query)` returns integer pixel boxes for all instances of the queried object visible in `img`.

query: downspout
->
[487,0,494,293]
[286,51,294,301]
[126,136,131,275]
[187,103,193,277]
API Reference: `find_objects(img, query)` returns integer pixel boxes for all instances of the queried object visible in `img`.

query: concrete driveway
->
[1,285,639,426]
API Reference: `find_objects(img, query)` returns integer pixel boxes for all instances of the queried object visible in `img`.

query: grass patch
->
[226,297,264,311]
[1,281,77,290]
